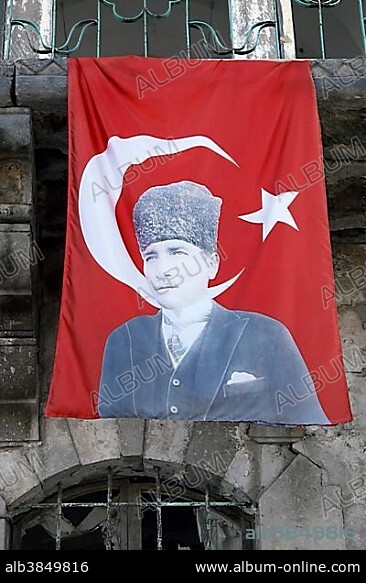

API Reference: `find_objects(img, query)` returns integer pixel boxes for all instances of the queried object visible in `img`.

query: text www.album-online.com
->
[195,561,361,574]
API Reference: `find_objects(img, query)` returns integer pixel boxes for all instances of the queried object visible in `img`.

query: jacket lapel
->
[131,312,173,417]
[189,302,250,419]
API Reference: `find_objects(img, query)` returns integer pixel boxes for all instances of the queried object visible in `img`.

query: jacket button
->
[172,379,180,387]
[170,406,178,414]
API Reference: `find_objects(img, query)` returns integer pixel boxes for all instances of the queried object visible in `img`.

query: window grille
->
[10,468,254,551]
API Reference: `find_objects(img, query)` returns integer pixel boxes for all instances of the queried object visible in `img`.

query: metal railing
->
[3,0,366,60]
[293,0,366,58]
[3,0,279,59]
[13,468,254,551]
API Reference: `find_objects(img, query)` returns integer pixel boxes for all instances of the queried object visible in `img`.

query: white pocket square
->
[227,371,257,385]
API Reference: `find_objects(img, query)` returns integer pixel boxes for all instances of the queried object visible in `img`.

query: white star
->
[239,188,300,241]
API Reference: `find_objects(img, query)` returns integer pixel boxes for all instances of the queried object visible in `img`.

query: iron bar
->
[97,0,101,58]
[318,0,326,59]
[205,485,212,551]
[155,469,163,551]
[55,483,62,551]
[358,0,366,54]
[185,0,190,58]
[51,0,57,57]
[105,467,113,550]
[227,0,235,58]
[4,0,13,59]
[273,0,283,58]
[143,0,148,58]
[18,500,252,509]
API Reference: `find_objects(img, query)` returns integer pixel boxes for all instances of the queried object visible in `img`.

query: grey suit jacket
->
[98,302,330,424]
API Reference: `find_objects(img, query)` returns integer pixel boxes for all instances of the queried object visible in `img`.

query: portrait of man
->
[98,180,330,424]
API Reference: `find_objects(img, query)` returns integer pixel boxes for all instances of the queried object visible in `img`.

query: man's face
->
[142,239,219,312]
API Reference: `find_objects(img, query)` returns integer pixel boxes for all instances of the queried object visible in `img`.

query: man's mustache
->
[154,284,179,291]
[151,279,184,295]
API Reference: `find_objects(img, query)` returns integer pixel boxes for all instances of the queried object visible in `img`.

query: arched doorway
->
[12,470,253,550]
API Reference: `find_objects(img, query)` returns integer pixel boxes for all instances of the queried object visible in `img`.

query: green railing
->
[3,0,366,60]
[293,0,366,58]
[3,0,279,59]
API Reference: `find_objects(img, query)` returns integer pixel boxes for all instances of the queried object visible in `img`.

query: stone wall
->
[0,107,39,443]
[0,58,364,550]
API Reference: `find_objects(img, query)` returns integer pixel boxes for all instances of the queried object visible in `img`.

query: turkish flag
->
[45,56,352,424]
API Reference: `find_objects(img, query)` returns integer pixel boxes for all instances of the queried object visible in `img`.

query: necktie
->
[164,307,212,364]
[167,332,186,363]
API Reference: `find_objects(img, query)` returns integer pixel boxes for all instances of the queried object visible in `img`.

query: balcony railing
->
[292,0,366,58]
[2,0,366,60]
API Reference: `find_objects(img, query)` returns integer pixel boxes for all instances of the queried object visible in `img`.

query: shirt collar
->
[162,297,213,328]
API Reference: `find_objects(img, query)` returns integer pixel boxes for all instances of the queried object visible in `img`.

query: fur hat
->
[133,181,222,253]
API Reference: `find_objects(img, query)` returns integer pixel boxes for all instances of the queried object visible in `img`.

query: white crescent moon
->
[78,135,243,308]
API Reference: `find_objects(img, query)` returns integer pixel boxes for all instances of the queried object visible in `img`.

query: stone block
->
[258,455,345,549]
[26,419,79,490]
[223,442,297,504]
[185,423,240,468]
[0,108,34,222]
[0,296,34,332]
[332,244,366,306]
[16,60,67,113]
[118,418,145,470]
[343,503,366,550]
[292,435,365,491]
[315,66,366,148]
[311,58,366,80]
[346,372,366,431]
[338,305,366,372]
[0,338,37,400]
[0,109,33,218]
[0,158,33,211]
[184,423,241,492]
[0,496,9,550]
[0,62,13,107]
[311,60,366,231]
[0,204,33,223]
[144,420,192,468]
[314,74,366,105]
[57,419,145,483]
[0,108,32,155]
[0,448,42,507]
[64,420,146,481]
[0,403,38,442]
[67,419,122,465]
[327,166,366,232]
[223,443,259,502]
[0,224,35,294]
[259,443,297,492]
[248,424,305,443]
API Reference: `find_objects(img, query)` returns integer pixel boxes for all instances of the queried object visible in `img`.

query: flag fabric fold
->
[45,56,352,425]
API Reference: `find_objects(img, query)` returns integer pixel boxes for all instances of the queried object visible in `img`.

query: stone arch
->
[0,418,259,514]
[0,418,265,549]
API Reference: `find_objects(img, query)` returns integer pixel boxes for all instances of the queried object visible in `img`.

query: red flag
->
[45,56,352,424]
